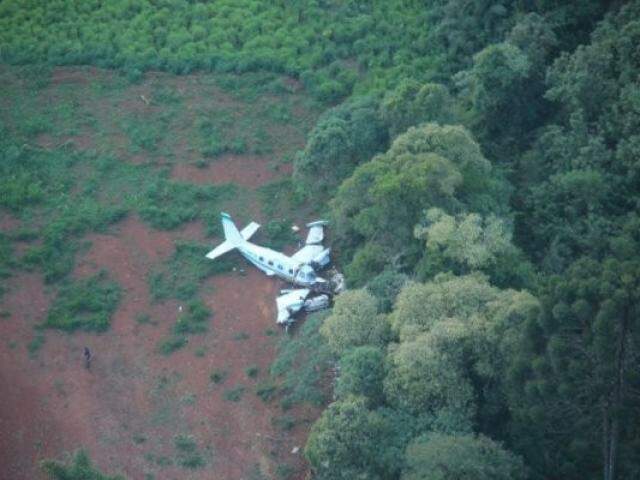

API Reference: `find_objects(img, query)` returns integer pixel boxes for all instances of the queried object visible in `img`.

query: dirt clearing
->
[0,66,322,480]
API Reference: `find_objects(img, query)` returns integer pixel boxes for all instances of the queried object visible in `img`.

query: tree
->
[330,123,505,275]
[414,208,517,280]
[335,346,385,406]
[366,268,408,313]
[380,79,454,138]
[390,273,497,341]
[384,322,476,419]
[402,433,527,480]
[516,2,640,268]
[320,289,388,356]
[455,42,536,160]
[388,273,539,435]
[305,396,407,480]
[293,94,388,200]
[509,228,640,480]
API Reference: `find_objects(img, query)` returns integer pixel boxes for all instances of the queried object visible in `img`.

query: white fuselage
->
[236,241,318,287]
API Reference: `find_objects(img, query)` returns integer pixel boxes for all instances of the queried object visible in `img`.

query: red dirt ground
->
[0,214,317,479]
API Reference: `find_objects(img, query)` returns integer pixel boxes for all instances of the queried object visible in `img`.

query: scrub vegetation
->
[1,1,639,480]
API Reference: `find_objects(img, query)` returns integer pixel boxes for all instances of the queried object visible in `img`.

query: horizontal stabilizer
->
[241,221,260,240]
[205,240,236,260]
[306,220,328,245]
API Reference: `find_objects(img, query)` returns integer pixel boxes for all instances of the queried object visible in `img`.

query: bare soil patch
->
[172,154,291,188]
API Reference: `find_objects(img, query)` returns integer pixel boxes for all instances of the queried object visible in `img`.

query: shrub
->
[270,312,333,407]
[43,272,121,332]
[223,385,246,402]
[256,380,278,402]
[245,365,259,378]
[41,450,125,480]
[210,369,228,384]
[172,300,211,335]
[158,336,188,356]
[149,241,235,301]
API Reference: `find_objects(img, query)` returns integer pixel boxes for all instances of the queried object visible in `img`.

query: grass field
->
[0,64,324,480]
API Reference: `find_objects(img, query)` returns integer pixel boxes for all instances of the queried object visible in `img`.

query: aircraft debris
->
[206,212,344,327]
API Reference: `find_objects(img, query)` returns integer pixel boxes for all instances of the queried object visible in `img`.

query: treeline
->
[0,1,612,104]
[291,1,640,480]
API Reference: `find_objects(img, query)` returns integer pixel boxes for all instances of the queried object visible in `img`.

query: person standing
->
[83,347,92,370]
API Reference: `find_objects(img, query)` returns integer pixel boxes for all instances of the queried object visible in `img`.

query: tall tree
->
[510,217,640,480]
[402,433,527,480]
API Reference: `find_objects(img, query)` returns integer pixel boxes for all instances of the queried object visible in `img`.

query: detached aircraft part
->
[276,289,330,326]
[206,212,344,327]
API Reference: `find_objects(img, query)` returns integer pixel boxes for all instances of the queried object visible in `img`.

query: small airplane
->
[206,212,342,326]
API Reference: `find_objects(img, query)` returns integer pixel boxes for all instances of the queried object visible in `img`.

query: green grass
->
[157,336,188,356]
[27,333,45,357]
[233,331,250,341]
[122,113,168,153]
[41,449,125,480]
[157,299,212,355]
[194,347,207,357]
[245,365,259,379]
[174,434,205,469]
[257,178,300,222]
[256,380,278,403]
[223,385,245,402]
[42,271,121,332]
[271,414,296,431]
[149,241,235,302]
[135,313,155,325]
[172,300,211,335]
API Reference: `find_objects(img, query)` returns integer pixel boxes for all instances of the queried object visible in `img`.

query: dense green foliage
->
[402,433,527,480]
[270,312,333,408]
[43,272,121,332]
[42,450,125,480]
[299,2,640,480]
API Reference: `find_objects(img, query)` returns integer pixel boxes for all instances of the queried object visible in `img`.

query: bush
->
[43,272,121,332]
[210,369,228,384]
[149,241,235,301]
[41,450,125,480]
[172,300,211,335]
[270,312,333,407]
[223,385,246,402]
[256,380,278,402]
[158,336,188,355]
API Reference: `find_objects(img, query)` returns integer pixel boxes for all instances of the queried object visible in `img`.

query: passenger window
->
[277,264,283,270]
[259,256,264,261]
[288,269,293,274]
[268,260,273,266]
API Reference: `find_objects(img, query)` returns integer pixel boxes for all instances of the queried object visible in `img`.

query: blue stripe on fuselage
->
[238,242,298,283]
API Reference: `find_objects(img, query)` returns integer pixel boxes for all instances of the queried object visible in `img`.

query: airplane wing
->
[305,220,328,245]
[276,289,310,324]
[241,221,260,241]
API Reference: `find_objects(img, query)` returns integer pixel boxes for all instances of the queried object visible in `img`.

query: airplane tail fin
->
[205,212,244,260]
[221,212,243,245]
